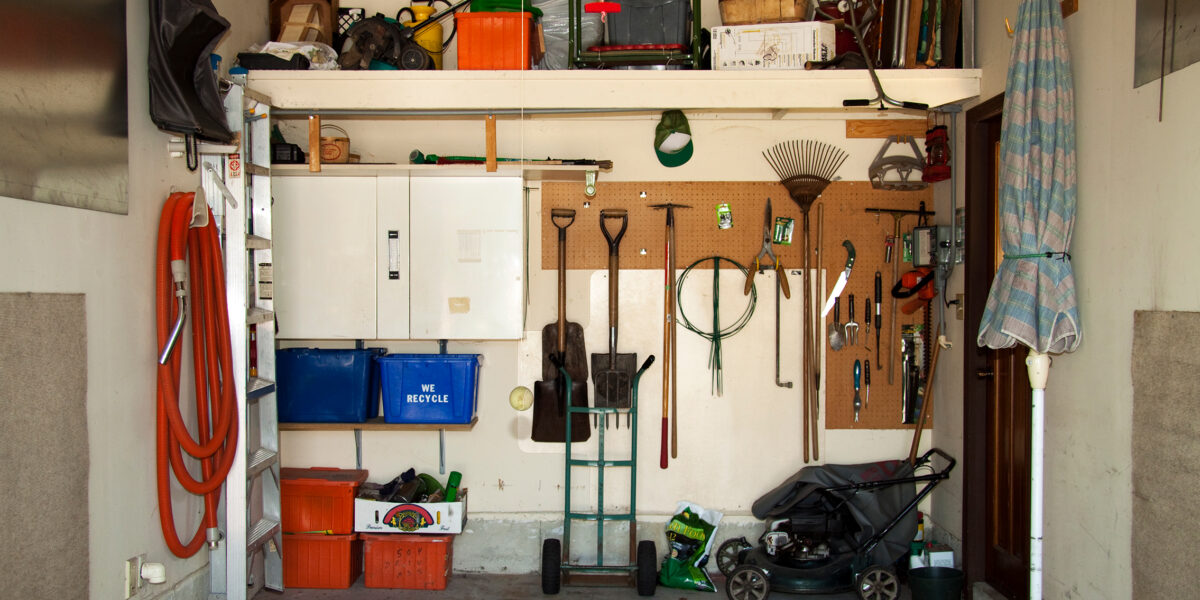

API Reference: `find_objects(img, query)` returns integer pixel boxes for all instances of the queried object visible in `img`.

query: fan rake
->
[763,140,848,463]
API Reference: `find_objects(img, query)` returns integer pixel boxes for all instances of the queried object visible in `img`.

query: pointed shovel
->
[591,209,637,429]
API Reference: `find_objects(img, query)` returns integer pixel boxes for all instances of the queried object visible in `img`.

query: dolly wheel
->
[726,564,771,600]
[636,540,657,596]
[541,538,562,594]
[716,537,752,577]
[857,565,900,600]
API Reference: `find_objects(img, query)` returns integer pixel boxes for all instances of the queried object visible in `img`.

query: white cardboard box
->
[711,22,836,70]
[354,490,467,534]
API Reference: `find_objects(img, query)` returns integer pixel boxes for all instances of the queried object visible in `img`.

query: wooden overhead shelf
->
[247,69,981,113]
[280,416,478,432]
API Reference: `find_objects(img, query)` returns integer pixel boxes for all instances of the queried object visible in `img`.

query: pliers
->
[744,198,791,298]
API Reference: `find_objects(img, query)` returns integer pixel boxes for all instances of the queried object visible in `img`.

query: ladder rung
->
[247,448,278,480]
[248,377,276,401]
[247,307,274,325]
[247,163,270,177]
[246,234,271,250]
[247,518,280,553]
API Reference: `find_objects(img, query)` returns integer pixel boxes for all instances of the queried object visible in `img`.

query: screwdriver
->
[864,359,871,409]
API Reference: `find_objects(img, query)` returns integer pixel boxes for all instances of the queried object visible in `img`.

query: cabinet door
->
[409,176,525,340]
[273,176,377,339]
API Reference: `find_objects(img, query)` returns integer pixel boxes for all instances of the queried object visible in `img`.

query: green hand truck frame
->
[541,355,658,595]
[567,0,703,69]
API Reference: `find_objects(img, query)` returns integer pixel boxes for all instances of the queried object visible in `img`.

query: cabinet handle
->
[387,230,400,280]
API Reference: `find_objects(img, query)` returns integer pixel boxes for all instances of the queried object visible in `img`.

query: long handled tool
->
[908,325,942,464]
[592,210,637,429]
[532,209,590,443]
[651,203,690,468]
[763,140,848,463]
[743,199,791,389]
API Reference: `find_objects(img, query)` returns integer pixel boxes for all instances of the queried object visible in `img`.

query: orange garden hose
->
[155,192,239,558]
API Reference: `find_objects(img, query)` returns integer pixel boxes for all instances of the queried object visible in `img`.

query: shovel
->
[532,209,590,443]
[592,210,637,429]
[829,295,845,351]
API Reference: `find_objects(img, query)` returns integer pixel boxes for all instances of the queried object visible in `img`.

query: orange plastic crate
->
[281,467,368,534]
[455,12,533,69]
[282,533,363,589]
[362,534,454,589]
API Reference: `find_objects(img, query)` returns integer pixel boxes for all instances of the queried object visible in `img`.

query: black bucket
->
[909,567,964,600]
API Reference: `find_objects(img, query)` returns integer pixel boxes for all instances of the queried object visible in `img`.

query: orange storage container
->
[281,467,368,534]
[455,12,534,69]
[282,533,363,589]
[362,534,454,589]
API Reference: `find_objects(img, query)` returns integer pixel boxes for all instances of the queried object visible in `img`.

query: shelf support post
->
[485,114,497,172]
[307,114,322,173]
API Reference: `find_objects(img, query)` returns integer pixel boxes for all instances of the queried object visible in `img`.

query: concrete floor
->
[257,573,893,599]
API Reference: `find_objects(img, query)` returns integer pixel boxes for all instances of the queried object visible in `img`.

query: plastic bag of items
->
[238,41,339,70]
[659,501,723,592]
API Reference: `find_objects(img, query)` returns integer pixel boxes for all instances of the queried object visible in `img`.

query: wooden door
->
[964,94,1032,599]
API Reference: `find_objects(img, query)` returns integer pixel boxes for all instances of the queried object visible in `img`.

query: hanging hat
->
[654,110,693,167]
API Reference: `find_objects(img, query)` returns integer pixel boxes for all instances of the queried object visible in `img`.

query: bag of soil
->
[659,501,723,592]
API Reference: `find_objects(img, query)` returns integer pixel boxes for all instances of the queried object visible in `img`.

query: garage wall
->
[0,2,264,599]
[930,1,1200,598]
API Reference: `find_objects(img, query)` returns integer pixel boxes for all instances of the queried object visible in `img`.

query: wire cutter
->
[744,199,791,298]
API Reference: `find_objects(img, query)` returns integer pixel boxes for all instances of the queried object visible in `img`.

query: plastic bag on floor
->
[659,501,723,592]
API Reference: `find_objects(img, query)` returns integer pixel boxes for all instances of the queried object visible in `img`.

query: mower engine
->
[761,510,844,562]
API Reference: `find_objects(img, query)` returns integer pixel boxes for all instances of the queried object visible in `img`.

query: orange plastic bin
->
[455,12,534,69]
[282,533,363,589]
[362,534,454,589]
[281,467,368,534]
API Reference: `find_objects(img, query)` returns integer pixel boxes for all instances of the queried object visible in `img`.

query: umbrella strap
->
[1004,251,1072,261]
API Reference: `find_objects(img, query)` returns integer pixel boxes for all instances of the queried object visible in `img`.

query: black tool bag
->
[148,0,233,149]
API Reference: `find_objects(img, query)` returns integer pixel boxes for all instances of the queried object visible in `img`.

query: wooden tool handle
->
[777,263,791,299]
[743,265,756,296]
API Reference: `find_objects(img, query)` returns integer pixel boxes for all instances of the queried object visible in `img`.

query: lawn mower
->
[716,448,956,600]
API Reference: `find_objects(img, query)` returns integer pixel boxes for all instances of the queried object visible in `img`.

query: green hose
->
[676,256,756,396]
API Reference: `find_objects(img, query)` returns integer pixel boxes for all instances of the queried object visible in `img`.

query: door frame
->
[962,92,1006,595]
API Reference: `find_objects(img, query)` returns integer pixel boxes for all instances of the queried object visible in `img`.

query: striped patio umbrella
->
[977,0,1081,354]
[976,2,1081,598]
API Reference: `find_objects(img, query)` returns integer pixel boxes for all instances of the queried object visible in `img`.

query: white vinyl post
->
[1026,350,1051,600]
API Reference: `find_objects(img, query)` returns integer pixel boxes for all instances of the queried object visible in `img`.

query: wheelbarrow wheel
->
[541,538,562,594]
[726,564,770,600]
[856,565,899,600]
[716,537,751,576]
[636,540,657,596]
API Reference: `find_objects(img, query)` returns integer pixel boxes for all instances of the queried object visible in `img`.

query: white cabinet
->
[409,176,525,340]
[272,173,524,340]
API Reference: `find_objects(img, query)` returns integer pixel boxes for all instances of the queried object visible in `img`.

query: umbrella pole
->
[1027,350,1051,600]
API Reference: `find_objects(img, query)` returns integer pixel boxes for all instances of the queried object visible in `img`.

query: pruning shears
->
[744,198,790,298]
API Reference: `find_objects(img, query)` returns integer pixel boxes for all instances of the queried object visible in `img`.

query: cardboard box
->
[711,21,836,70]
[354,490,467,535]
[925,543,954,568]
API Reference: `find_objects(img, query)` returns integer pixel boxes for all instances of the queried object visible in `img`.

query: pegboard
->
[541,181,936,431]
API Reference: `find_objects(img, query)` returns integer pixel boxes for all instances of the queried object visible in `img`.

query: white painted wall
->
[0,2,263,599]
[929,1,1197,598]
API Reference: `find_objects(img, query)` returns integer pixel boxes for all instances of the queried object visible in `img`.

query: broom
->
[763,140,848,462]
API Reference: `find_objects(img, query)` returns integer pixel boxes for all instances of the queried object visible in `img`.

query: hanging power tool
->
[338,0,470,70]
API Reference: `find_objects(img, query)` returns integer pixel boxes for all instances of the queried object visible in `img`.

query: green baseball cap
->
[654,110,693,167]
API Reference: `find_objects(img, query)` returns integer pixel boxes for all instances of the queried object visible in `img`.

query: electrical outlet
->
[124,555,145,599]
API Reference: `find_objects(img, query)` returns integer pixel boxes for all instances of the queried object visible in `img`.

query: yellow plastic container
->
[401,5,444,69]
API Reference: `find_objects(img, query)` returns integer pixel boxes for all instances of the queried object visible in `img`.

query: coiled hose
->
[676,256,756,396]
[155,192,239,558]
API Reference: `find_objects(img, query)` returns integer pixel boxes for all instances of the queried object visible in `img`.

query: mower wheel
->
[541,538,562,594]
[716,537,752,576]
[726,564,771,600]
[636,540,657,596]
[856,565,900,600]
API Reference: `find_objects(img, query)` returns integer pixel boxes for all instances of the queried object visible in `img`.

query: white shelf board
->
[270,162,605,181]
[247,69,981,113]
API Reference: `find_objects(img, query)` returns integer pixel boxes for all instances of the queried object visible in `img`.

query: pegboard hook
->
[585,170,597,197]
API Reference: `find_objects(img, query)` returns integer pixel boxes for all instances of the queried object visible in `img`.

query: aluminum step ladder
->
[204,76,282,600]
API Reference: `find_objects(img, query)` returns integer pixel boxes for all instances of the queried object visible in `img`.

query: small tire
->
[725,564,771,600]
[856,565,900,600]
[716,537,751,577]
[636,540,658,596]
[541,538,562,595]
